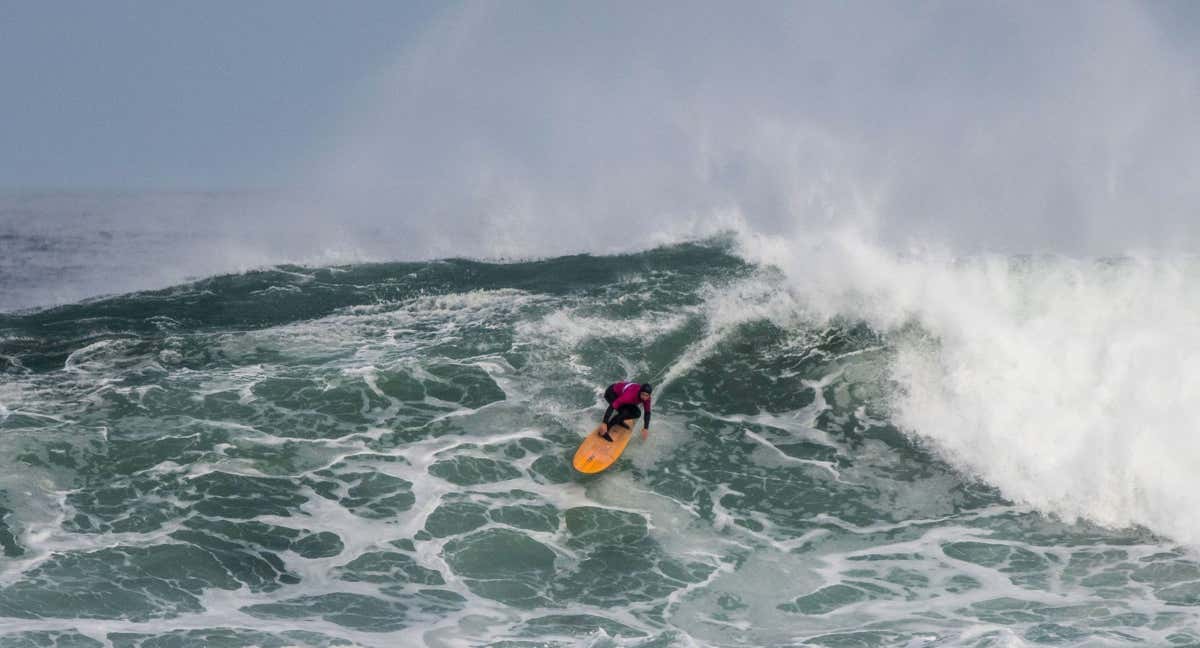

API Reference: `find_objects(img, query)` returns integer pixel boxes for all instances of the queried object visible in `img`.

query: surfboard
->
[572,420,636,474]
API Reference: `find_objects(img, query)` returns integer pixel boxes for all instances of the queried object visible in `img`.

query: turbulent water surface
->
[2,239,1200,647]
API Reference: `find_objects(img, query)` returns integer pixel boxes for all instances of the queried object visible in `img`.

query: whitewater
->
[4,201,1200,646]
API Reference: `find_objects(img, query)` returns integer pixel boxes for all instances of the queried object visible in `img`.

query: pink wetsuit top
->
[605,381,652,430]
[609,381,652,413]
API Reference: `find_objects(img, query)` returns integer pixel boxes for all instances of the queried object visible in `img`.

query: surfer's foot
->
[600,432,614,442]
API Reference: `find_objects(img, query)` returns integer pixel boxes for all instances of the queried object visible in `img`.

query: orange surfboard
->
[572,420,636,474]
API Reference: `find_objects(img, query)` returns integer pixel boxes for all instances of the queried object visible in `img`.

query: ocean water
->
[4,206,1200,647]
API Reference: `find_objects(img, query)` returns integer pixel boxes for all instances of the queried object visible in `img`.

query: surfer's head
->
[639,383,653,400]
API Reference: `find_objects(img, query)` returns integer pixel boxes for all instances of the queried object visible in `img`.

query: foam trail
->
[656,276,803,394]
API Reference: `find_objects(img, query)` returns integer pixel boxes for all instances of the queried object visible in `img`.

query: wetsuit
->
[601,381,652,433]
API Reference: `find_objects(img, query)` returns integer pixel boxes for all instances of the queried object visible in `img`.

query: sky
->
[2,1,1200,257]
[0,0,441,190]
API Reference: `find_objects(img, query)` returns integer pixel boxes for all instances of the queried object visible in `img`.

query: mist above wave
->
[302,1,1200,259]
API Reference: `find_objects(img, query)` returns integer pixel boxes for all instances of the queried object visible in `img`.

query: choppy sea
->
[3,196,1200,647]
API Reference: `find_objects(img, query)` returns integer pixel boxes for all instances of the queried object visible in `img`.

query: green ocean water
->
[1,240,1198,647]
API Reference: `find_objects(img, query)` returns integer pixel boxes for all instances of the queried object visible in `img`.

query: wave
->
[739,228,1200,545]
[9,231,1200,550]
[5,236,1200,643]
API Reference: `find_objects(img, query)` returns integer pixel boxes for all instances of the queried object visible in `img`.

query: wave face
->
[3,240,1199,647]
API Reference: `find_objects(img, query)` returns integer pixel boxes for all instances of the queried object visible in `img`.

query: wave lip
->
[743,228,1200,545]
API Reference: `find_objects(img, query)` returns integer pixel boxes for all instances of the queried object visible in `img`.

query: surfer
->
[599,381,652,442]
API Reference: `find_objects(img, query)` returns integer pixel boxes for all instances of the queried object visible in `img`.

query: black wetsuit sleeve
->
[602,405,615,425]
[643,408,651,428]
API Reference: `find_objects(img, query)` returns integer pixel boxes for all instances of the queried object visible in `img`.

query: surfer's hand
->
[600,423,608,433]
[641,428,649,441]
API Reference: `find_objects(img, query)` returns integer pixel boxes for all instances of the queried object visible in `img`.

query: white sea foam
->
[738,226,1200,546]
[10,213,1200,645]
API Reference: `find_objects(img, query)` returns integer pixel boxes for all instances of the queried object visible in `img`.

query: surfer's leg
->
[603,405,640,441]
[599,385,620,439]
[600,405,637,442]
[599,412,619,441]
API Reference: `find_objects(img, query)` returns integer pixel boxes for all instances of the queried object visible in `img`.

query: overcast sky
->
[3,1,1200,255]
[0,0,441,189]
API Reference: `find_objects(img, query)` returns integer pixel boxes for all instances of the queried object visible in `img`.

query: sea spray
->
[740,227,1200,544]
